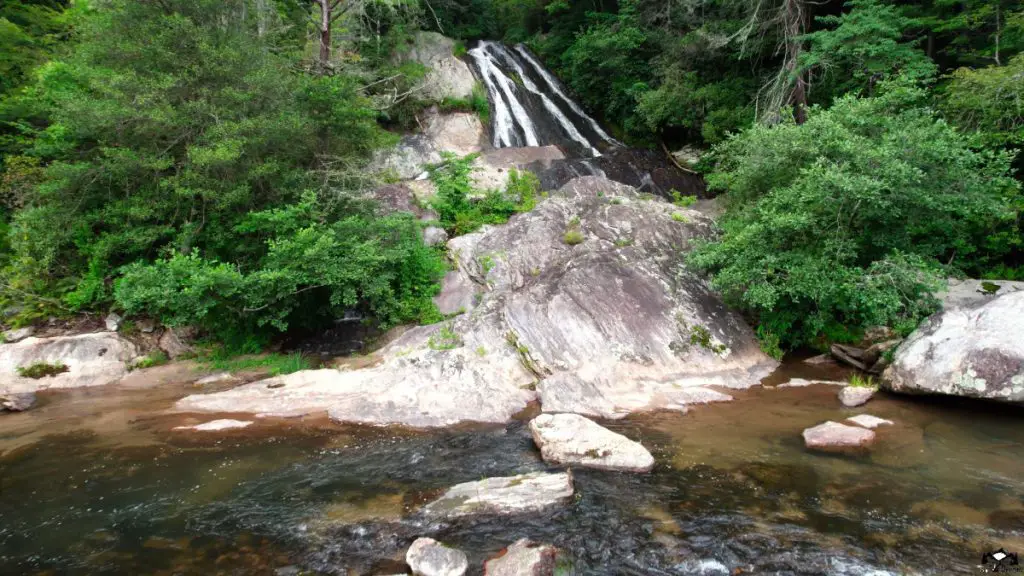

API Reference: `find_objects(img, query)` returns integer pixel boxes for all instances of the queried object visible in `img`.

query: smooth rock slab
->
[406,537,468,576]
[0,332,137,393]
[173,419,252,431]
[838,386,875,407]
[846,414,893,429]
[776,378,846,388]
[529,413,654,472]
[421,472,573,519]
[802,421,875,451]
[484,539,557,576]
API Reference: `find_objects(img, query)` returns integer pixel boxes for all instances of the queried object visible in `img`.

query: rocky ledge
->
[174,176,777,427]
[0,332,137,394]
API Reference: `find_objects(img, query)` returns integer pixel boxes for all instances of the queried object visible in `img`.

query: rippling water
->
[1,362,1022,575]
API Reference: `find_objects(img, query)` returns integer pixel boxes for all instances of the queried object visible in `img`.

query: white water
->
[513,44,621,147]
[468,43,540,148]
[484,43,601,157]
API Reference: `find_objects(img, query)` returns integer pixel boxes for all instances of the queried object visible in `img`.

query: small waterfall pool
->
[2,361,1022,575]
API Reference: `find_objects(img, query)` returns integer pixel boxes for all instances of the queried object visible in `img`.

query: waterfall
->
[468,42,539,148]
[467,41,618,157]
[513,44,621,147]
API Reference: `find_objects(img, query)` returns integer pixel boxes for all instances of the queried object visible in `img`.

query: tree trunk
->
[317,0,331,71]
[783,0,808,124]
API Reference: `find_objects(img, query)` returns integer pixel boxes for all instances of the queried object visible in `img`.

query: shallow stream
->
[1,362,1022,575]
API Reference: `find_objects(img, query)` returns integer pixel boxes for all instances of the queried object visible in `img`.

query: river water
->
[1,361,1023,575]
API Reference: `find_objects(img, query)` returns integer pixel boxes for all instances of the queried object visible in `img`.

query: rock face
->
[838,386,874,407]
[174,177,775,426]
[484,539,557,576]
[2,326,34,343]
[370,109,485,180]
[0,332,137,393]
[884,291,1024,404]
[1,392,36,412]
[406,537,468,576]
[802,421,875,451]
[938,278,1024,309]
[421,472,574,519]
[528,413,654,472]
[402,32,476,102]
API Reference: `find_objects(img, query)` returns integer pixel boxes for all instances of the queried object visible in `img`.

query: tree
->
[690,81,1020,350]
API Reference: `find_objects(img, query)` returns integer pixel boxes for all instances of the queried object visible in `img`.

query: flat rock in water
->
[406,537,468,576]
[194,372,238,385]
[0,332,137,393]
[775,378,846,388]
[529,413,654,472]
[173,419,252,431]
[846,414,893,429]
[838,386,875,407]
[885,291,1024,404]
[484,539,557,576]
[802,421,875,451]
[421,472,573,519]
[1,392,36,412]
[174,177,776,427]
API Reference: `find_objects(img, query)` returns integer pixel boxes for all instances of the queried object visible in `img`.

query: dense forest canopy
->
[0,0,1021,355]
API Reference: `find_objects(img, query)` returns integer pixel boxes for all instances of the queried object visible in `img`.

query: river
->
[1,360,1022,575]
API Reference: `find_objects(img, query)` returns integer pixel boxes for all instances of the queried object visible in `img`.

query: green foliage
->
[17,360,67,379]
[848,373,878,389]
[756,326,784,360]
[671,212,688,223]
[943,53,1024,147]
[429,153,539,236]
[563,229,584,245]
[428,323,462,350]
[0,1,68,97]
[670,190,697,207]
[132,350,169,371]
[691,83,1020,350]
[201,352,311,377]
[437,83,491,123]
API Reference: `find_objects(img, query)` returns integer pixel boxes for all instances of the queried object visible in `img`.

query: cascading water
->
[468,41,616,158]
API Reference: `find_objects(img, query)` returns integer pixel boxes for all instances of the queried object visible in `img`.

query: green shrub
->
[563,229,584,245]
[691,82,1019,351]
[428,323,462,350]
[17,361,68,379]
[671,212,688,223]
[848,373,878,389]
[429,154,538,236]
[670,189,697,207]
[133,350,169,370]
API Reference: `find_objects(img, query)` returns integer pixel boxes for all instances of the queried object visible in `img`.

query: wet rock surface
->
[529,413,654,472]
[0,332,137,393]
[173,419,253,432]
[406,537,468,576]
[483,539,557,576]
[803,421,875,451]
[885,291,1024,403]
[421,472,574,519]
[838,386,874,407]
[174,177,775,426]
[847,414,893,429]
[0,392,35,412]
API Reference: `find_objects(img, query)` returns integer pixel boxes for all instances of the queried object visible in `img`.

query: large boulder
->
[938,278,1024,310]
[528,413,654,472]
[174,177,776,426]
[0,332,137,393]
[369,109,485,180]
[406,537,468,576]
[484,539,557,576]
[402,32,476,102]
[421,472,574,519]
[884,291,1024,403]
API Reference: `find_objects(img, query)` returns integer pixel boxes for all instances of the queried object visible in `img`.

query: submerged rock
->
[884,291,1024,404]
[0,332,137,393]
[846,414,893,429]
[484,539,557,576]
[174,177,775,426]
[173,419,252,431]
[529,413,654,472]
[406,537,468,576]
[802,421,875,451]
[838,386,874,407]
[421,471,573,519]
[1,392,36,412]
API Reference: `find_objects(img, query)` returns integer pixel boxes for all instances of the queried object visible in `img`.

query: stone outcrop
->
[174,177,776,426]
[421,472,573,519]
[802,421,875,452]
[938,278,1024,310]
[370,109,485,181]
[838,386,874,407]
[2,326,34,343]
[484,539,557,576]
[406,537,468,576]
[0,332,137,393]
[1,392,35,412]
[528,413,654,472]
[402,32,476,102]
[884,291,1024,404]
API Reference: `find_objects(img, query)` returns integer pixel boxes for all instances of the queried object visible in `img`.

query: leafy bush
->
[132,350,169,370]
[563,229,584,245]
[691,82,1020,350]
[428,323,462,350]
[17,361,68,379]
[429,153,539,236]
